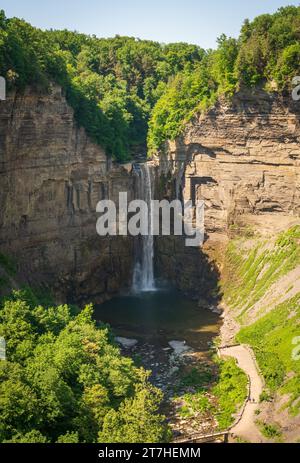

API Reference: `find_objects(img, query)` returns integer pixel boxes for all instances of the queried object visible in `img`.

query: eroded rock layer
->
[1,86,300,302]
[156,90,300,296]
[0,85,135,303]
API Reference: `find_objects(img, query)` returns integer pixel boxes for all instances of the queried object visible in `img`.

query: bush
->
[0,290,169,443]
[212,359,248,429]
[259,390,273,403]
[257,421,282,440]
[179,365,213,389]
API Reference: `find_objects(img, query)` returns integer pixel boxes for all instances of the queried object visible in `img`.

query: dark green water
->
[94,288,221,351]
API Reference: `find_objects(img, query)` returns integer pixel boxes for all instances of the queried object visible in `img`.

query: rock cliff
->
[1,86,300,304]
[0,85,135,303]
[155,89,300,296]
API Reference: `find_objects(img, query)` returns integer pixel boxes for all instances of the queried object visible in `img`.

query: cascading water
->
[132,163,155,292]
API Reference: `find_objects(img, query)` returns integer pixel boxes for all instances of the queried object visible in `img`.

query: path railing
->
[173,431,229,444]
[172,343,262,444]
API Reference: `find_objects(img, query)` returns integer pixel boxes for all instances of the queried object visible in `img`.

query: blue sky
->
[1,0,299,48]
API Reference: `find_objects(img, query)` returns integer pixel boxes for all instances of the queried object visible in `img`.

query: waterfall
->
[132,163,155,292]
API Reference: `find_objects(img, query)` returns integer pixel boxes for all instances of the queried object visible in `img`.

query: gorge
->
[1,83,300,442]
[1,86,299,303]
[1,5,300,444]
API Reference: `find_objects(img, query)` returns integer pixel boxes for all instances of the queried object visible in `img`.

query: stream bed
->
[94,287,222,438]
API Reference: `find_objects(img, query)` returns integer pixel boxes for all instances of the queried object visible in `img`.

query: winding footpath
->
[219,345,265,443]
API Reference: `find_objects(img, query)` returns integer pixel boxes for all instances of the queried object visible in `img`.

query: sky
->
[1,0,299,49]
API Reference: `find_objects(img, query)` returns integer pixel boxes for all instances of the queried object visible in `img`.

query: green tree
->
[99,377,170,443]
[0,291,168,443]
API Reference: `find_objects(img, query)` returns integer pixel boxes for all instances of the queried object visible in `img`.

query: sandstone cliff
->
[0,84,135,303]
[1,86,300,304]
[156,89,300,296]
[153,89,300,444]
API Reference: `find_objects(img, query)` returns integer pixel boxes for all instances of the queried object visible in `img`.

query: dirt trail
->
[220,345,265,443]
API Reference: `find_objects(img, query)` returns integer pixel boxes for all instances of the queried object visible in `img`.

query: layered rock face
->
[1,85,299,303]
[156,89,300,296]
[0,85,135,303]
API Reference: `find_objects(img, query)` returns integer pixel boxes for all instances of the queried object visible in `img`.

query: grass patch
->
[222,226,300,320]
[178,405,194,419]
[175,359,247,429]
[259,390,273,403]
[176,363,215,420]
[237,294,300,414]
[256,421,283,441]
[222,226,300,417]
[212,358,248,430]
[179,365,213,390]
[177,391,213,419]
[183,391,212,413]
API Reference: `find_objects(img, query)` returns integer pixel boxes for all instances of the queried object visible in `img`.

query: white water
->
[132,163,156,293]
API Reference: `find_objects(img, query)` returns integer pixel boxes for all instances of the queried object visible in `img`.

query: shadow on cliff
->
[155,234,222,308]
[154,168,223,308]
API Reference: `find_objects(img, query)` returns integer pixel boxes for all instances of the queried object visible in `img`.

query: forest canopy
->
[0,290,170,443]
[1,6,300,159]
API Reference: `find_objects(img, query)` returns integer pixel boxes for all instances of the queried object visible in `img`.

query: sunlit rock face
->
[155,89,300,297]
[1,85,299,304]
[0,84,135,303]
